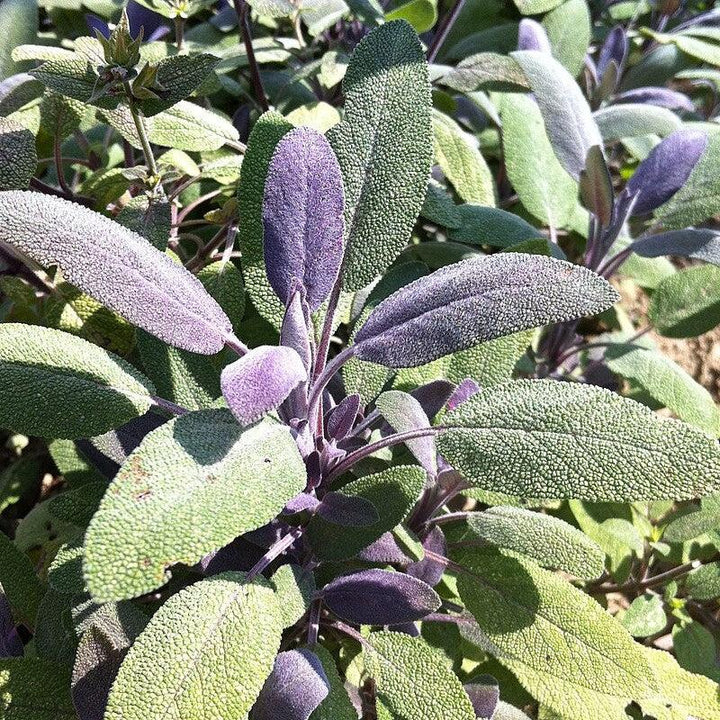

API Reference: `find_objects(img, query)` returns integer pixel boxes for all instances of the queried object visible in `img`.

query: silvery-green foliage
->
[0,5,720,720]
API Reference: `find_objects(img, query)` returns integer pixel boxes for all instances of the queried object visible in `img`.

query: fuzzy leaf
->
[0,324,155,439]
[0,118,36,190]
[632,228,720,267]
[449,205,542,248]
[105,573,284,720]
[262,127,345,311]
[440,53,530,93]
[322,569,441,625]
[221,346,307,426]
[579,145,614,227]
[433,110,494,206]
[456,547,659,720]
[605,341,720,436]
[366,632,476,720]
[627,129,709,216]
[376,390,436,474]
[84,411,306,601]
[0,192,233,353]
[648,265,720,338]
[511,50,602,181]
[0,658,75,719]
[354,254,618,368]
[620,594,666,638]
[439,379,720,501]
[595,103,682,142]
[197,261,246,331]
[252,649,330,720]
[309,644,357,720]
[500,93,577,228]
[0,532,45,628]
[237,111,294,328]
[0,0,38,82]
[327,20,432,290]
[307,466,425,561]
[541,0,591,77]
[461,506,605,579]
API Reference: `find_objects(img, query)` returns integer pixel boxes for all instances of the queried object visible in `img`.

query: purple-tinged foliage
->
[447,379,481,412]
[632,229,720,267]
[251,649,330,720]
[517,19,551,53]
[597,26,628,79]
[327,394,361,440]
[221,345,307,426]
[358,532,413,565]
[354,254,619,368]
[0,191,233,354]
[126,0,169,40]
[464,676,500,720]
[0,589,22,657]
[407,526,447,587]
[316,491,379,527]
[280,288,312,371]
[85,14,110,38]
[321,568,441,625]
[262,127,345,312]
[612,87,695,112]
[411,380,455,421]
[580,145,614,228]
[627,129,708,215]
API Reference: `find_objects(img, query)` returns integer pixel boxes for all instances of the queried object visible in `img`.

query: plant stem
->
[123,85,158,176]
[590,560,701,595]
[174,16,185,50]
[246,526,304,581]
[151,396,189,416]
[307,345,356,413]
[426,0,467,63]
[54,137,74,197]
[232,0,270,112]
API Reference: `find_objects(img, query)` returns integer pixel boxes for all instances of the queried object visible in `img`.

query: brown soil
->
[615,278,720,403]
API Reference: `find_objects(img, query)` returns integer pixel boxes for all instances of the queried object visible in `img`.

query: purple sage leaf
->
[251,648,330,720]
[358,532,413,565]
[580,144,614,227]
[354,254,619,368]
[464,675,500,720]
[631,228,720,267]
[612,87,695,112]
[262,127,345,312]
[627,129,708,215]
[517,19,551,53]
[410,380,455,421]
[597,26,628,79]
[0,191,232,354]
[406,526,447,587]
[326,393,361,440]
[321,568,441,625]
[221,345,307,426]
[280,287,312,371]
[317,491,379,527]
[447,378,481,412]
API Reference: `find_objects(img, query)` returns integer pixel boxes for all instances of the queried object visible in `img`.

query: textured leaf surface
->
[262,126,345,311]
[511,50,602,180]
[0,658,75,720]
[632,228,720,267]
[309,644,357,720]
[456,547,658,720]
[307,466,425,561]
[0,324,154,439]
[433,110,494,206]
[0,0,38,81]
[439,379,720,501]
[354,254,617,368]
[0,192,233,354]
[366,632,476,720]
[327,20,432,290]
[500,93,577,228]
[0,532,44,628]
[461,506,605,578]
[84,411,305,601]
[440,53,529,93]
[0,118,36,190]
[605,341,720,436]
[237,111,293,327]
[541,0,591,77]
[449,205,542,248]
[648,265,720,338]
[105,573,283,720]
[594,104,681,141]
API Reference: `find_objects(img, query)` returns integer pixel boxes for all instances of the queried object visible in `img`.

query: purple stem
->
[246,526,304,581]
[427,0,467,63]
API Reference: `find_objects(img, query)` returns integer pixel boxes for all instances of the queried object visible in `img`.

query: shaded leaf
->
[632,228,720,267]
[0,658,75,720]
[0,118,36,190]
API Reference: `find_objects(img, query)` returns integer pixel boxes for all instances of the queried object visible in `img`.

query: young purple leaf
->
[0,191,232,354]
[464,676,500,720]
[221,345,307,426]
[326,394,361,440]
[627,129,708,215]
[317,491,380,527]
[354,254,619,368]
[377,390,437,476]
[612,87,694,112]
[631,229,720,267]
[410,380,455,420]
[407,526,447,587]
[597,26,628,79]
[262,127,345,312]
[517,19,551,53]
[251,648,330,720]
[280,288,312,371]
[358,532,413,565]
[447,378,481,412]
[321,568,441,625]
[580,145,614,228]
